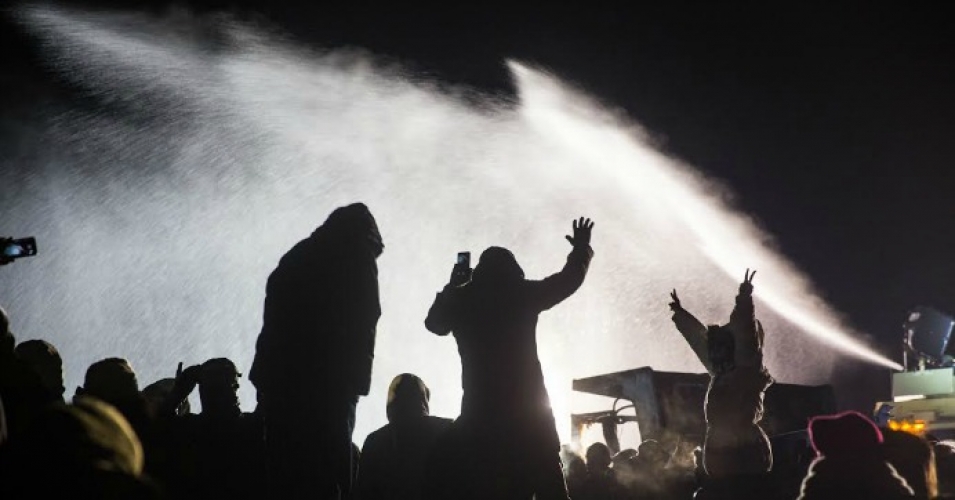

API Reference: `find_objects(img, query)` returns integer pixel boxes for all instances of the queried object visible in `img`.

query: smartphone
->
[2,237,37,260]
[456,251,470,267]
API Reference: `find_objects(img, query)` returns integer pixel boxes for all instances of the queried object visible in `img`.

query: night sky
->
[3,2,954,396]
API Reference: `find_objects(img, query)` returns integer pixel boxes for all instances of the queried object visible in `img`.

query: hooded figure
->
[0,308,65,440]
[160,358,265,500]
[424,217,594,500]
[14,339,65,402]
[80,358,141,404]
[196,358,242,419]
[624,440,676,500]
[250,202,383,500]
[354,374,452,500]
[580,442,627,500]
[75,358,158,475]
[669,270,773,481]
[251,203,383,397]
[880,428,936,500]
[797,411,915,500]
[0,396,159,498]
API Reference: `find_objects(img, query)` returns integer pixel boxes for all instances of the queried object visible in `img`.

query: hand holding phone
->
[450,251,472,286]
[1,237,37,265]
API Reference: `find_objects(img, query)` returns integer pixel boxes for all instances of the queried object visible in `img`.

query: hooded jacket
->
[250,203,383,399]
[0,396,159,498]
[354,374,451,500]
[425,244,592,419]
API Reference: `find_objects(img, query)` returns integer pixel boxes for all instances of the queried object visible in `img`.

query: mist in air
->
[0,4,896,444]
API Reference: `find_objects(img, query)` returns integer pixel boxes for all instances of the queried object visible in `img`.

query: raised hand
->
[449,263,472,287]
[175,364,203,392]
[740,268,756,295]
[565,217,595,247]
[669,289,682,311]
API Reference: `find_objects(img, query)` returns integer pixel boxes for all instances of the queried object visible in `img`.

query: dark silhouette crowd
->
[1,207,953,499]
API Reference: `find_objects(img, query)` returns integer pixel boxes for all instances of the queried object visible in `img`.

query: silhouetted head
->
[937,441,955,497]
[386,373,430,424]
[636,439,669,466]
[3,395,159,498]
[614,447,637,460]
[15,339,65,399]
[936,440,955,459]
[314,202,384,257]
[15,396,144,477]
[561,448,588,482]
[82,358,140,404]
[808,410,883,459]
[471,246,524,285]
[586,442,613,474]
[706,325,735,374]
[198,358,241,418]
[612,448,637,474]
[882,428,938,499]
[142,378,190,417]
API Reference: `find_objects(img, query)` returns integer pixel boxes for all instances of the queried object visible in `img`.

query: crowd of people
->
[1,203,954,499]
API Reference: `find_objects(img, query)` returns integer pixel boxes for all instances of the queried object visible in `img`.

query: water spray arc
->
[511,61,900,371]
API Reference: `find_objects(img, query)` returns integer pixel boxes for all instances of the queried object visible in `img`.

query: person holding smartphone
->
[0,237,37,266]
[424,217,594,500]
